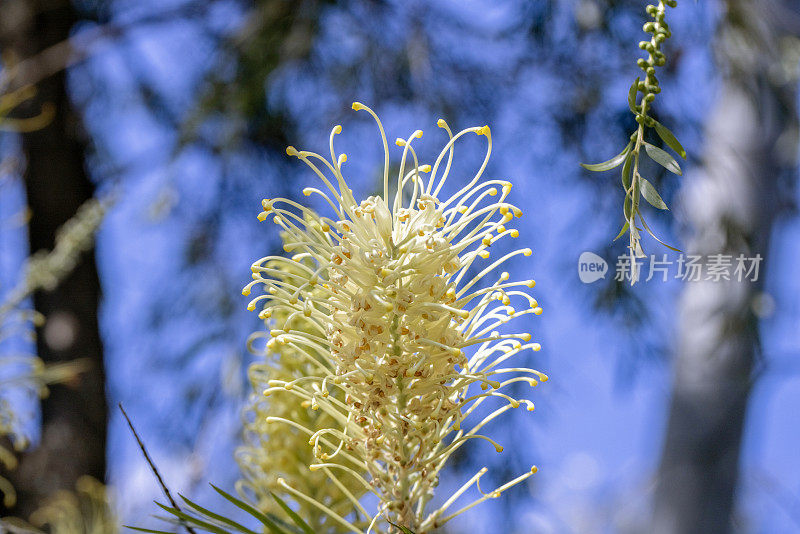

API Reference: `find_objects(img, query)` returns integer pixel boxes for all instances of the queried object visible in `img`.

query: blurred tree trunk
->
[651,1,797,532]
[0,0,106,519]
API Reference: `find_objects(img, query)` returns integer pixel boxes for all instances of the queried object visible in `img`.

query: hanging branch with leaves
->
[581,1,685,271]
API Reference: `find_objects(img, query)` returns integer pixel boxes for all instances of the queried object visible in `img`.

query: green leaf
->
[623,190,633,221]
[639,214,682,252]
[613,221,630,241]
[621,151,633,192]
[580,141,632,172]
[654,121,686,159]
[639,177,669,210]
[643,142,682,175]
[209,484,288,534]
[270,493,314,534]
[180,494,260,534]
[388,522,417,534]
[627,77,640,114]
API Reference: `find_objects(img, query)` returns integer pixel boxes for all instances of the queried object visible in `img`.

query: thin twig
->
[1,1,216,92]
[118,403,198,534]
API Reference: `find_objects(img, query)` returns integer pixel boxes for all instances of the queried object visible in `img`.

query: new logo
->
[578,251,608,284]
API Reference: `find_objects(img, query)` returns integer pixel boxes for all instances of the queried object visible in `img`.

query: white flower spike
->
[244,103,546,533]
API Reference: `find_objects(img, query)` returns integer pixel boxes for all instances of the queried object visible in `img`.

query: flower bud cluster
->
[635,1,677,126]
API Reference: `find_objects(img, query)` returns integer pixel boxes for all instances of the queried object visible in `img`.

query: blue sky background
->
[3,0,800,532]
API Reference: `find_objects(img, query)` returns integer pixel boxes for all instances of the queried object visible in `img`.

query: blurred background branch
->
[0,0,106,519]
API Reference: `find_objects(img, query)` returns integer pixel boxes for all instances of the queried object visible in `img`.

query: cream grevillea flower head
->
[243,103,546,533]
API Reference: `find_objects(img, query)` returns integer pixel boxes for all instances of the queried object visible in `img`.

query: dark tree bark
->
[651,1,797,532]
[0,0,106,519]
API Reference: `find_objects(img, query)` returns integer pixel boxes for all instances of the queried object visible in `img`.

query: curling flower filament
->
[244,103,546,533]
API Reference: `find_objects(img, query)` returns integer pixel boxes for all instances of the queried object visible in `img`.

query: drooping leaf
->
[631,169,641,218]
[613,221,630,241]
[643,142,682,175]
[639,214,682,252]
[580,141,632,172]
[623,190,633,221]
[621,151,633,192]
[639,177,669,210]
[654,121,686,159]
[627,77,640,114]
[270,493,314,534]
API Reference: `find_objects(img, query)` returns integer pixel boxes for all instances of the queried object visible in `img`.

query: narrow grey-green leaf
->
[621,152,633,192]
[623,191,633,221]
[639,177,669,210]
[654,121,686,159]
[613,221,630,241]
[639,214,682,252]
[628,77,640,114]
[269,493,314,534]
[644,143,682,175]
[580,141,632,172]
